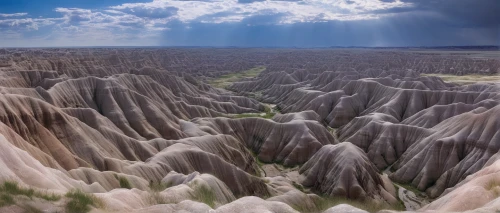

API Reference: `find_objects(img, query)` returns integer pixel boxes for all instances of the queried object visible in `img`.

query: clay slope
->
[225,58,500,207]
[334,101,500,197]
[336,103,500,198]
[418,158,500,213]
[299,143,397,204]
[390,105,500,197]
[0,48,499,213]
[190,117,337,166]
[0,93,160,170]
[275,79,498,128]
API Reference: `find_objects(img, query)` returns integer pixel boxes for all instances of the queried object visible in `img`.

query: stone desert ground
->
[0,48,499,213]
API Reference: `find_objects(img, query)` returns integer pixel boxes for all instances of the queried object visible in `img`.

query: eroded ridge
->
[0,48,499,213]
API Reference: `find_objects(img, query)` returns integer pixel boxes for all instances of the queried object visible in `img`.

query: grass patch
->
[65,190,103,213]
[227,104,278,120]
[325,126,338,139]
[248,151,265,177]
[146,181,172,205]
[149,181,170,192]
[146,191,171,205]
[230,112,276,119]
[395,183,424,195]
[273,105,282,113]
[422,73,500,85]
[2,181,34,198]
[254,157,265,167]
[0,194,14,207]
[194,186,216,208]
[22,204,43,213]
[114,175,132,189]
[292,182,305,193]
[208,66,266,88]
[0,181,61,205]
[36,192,61,202]
[246,92,263,101]
[264,105,272,113]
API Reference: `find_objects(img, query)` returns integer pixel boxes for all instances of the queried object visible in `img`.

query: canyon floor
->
[0,48,499,213]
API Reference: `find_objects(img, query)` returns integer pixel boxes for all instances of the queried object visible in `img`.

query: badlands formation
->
[0,48,499,213]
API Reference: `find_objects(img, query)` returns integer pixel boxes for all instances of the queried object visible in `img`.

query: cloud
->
[399,0,500,27]
[34,6,169,46]
[0,17,58,31]
[53,7,158,32]
[119,6,178,19]
[0,13,28,18]
[55,8,93,25]
[110,0,413,24]
[0,0,497,47]
[158,12,499,47]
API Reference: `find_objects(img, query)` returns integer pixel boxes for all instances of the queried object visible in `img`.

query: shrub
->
[2,181,34,199]
[65,190,103,213]
[117,176,132,189]
[37,192,61,201]
[0,181,61,202]
[0,194,14,207]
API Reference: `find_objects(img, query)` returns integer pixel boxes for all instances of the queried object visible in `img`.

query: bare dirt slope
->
[0,48,499,213]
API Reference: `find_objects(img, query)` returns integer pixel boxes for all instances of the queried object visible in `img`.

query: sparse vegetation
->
[146,190,170,205]
[65,189,104,213]
[146,181,172,205]
[208,66,266,88]
[194,185,217,208]
[246,91,263,101]
[292,182,305,192]
[3,48,500,213]
[486,179,500,190]
[248,151,266,177]
[2,181,34,199]
[273,105,282,113]
[149,181,171,192]
[226,103,277,120]
[255,157,265,167]
[422,73,500,85]
[395,183,424,195]
[325,126,338,140]
[485,179,500,197]
[22,204,43,213]
[0,181,61,208]
[36,192,61,202]
[230,112,276,119]
[114,175,132,189]
[0,194,14,207]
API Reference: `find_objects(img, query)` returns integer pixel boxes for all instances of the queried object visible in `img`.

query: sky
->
[0,0,498,47]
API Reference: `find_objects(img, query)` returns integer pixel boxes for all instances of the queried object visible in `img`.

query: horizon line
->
[1,45,499,49]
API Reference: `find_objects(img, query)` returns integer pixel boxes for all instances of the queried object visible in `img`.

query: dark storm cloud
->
[160,7,499,47]
[401,0,500,27]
